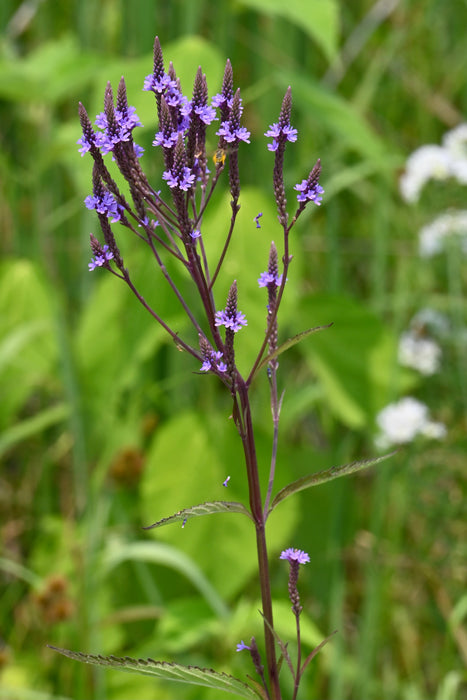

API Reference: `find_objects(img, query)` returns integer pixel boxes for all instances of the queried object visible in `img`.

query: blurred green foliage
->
[1,1,466,699]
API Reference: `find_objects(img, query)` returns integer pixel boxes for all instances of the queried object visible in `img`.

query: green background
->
[1,1,466,699]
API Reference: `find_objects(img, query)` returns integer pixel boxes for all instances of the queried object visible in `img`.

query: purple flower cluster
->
[84,191,121,222]
[265,121,298,152]
[217,121,250,144]
[162,165,196,191]
[215,308,248,333]
[280,548,310,565]
[88,245,114,271]
[78,107,143,158]
[258,270,282,288]
[200,350,227,373]
[294,179,324,205]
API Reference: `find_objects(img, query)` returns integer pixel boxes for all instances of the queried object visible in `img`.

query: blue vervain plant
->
[49,37,392,700]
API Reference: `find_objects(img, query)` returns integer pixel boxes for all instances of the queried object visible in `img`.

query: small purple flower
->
[223,476,231,487]
[143,72,176,94]
[215,308,248,332]
[258,271,282,288]
[280,548,310,565]
[212,93,233,111]
[190,229,201,240]
[254,212,263,229]
[88,245,114,271]
[85,191,121,222]
[294,179,324,205]
[216,122,250,144]
[236,641,251,652]
[77,133,94,156]
[200,350,227,373]
[94,106,142,155]
[153,129,179,148]
[193,103,217,126]
[162,166,196,191]
[133,143,145,158]
[265,122,298,152]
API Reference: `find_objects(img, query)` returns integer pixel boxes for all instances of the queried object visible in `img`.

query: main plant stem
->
[236,379,281,700]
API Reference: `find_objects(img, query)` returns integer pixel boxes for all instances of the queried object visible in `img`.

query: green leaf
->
[101,539,229,619]
[48,647,262,699]
[143,501,252,530]
[252,324,332,379]
[296,293,407,428]
[237,0,340,62]
[270,452,396,512]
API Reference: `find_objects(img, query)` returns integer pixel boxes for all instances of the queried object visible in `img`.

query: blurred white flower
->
[410,308,450,338]
[443,123,467,184]
[419,210,467,256]
[443,123,467,156]
[399,145,453,203]
[400,124,467,202]
[375,397,446,449]
[398,331,441,375]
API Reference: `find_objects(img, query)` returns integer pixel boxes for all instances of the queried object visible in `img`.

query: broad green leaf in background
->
[237,0,340,63]
[297,293,407,428]
[49,647,263,699]
[0,260,58,428]
[101,538,229,619]
[141,411,298,599]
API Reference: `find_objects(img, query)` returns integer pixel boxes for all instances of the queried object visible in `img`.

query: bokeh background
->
[1,1,466,699]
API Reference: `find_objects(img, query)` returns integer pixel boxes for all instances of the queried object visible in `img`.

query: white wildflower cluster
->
[398,331,441,375]
[375,397,446,449]
[397,308,448,376]
[419,210,467,257]
[377,309,449,447]
[400,123,467,203]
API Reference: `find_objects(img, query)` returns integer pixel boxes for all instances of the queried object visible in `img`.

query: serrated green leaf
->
[252,324,332,379]
[48,647,262,699]
[270,452,396,512]
[143,501,252,530]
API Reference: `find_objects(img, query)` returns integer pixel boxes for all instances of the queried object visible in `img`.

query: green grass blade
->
[0,403,69,458]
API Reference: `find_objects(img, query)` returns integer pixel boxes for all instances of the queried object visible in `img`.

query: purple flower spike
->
[236,640,251,652]
[254,212,263,228]
[280,548,310,564]
[294,179,324,205]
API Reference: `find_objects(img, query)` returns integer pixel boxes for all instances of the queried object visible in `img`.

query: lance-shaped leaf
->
[48,647,263,699]
[143,500,252,530]
[252,324,332,380]
[269,452,396,513]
